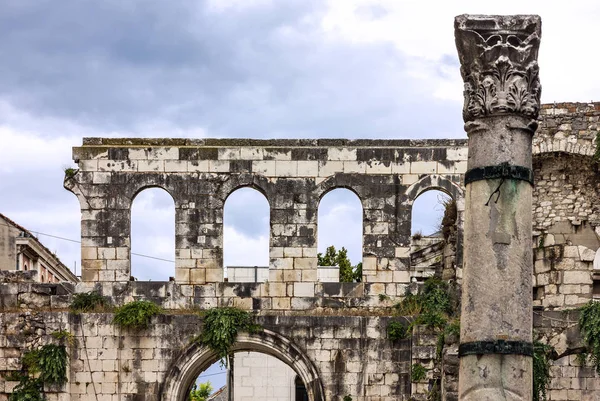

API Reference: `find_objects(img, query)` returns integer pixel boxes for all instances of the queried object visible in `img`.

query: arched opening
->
[131,188,175,281]
[161,331,324,401]
[188,360,227,401]
[223,187,270,283]
[295,376,309,401]
[183,352,307,401]
[410,189,456,281]
[317,188,363,282]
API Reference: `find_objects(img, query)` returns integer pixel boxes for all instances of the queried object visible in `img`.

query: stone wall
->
[529,102,600,311]
[0,289,413,401]
[533,103,600,231]
[1,103,600,400]
[65,138,468,289]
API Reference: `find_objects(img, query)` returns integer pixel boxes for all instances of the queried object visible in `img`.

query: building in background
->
[0,213,77,283]
[205,352,308,401]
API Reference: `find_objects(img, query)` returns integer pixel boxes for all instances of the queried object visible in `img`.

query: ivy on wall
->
[579,300,600,373]
[113,300,163,330]
[69,291,108,313]
[195,307,261,366]
[9,332,71,401]
[533,341,553,401]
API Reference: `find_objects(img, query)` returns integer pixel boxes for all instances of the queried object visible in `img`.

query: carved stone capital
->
[455,15,542,123]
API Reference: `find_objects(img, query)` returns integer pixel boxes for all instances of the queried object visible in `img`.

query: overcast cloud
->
[1,0,599,282]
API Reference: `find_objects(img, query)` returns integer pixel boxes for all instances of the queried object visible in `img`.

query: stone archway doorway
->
[160,329,325,401]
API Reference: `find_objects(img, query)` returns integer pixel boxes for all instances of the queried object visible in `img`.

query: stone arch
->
[404,174,463,205]
[63,174,91,213]
[160,330,325,401]
[127,177,179,209]
[405,175,465,274]
[315,175,365,209]
[533,138,596,158]
[218,174,273,207]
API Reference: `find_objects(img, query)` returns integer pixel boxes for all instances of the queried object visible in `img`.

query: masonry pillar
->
[454,15,541,401]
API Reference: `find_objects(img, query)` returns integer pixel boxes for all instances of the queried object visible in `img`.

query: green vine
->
[436,319,460,360]
[37,345,69,385]
[411,363,427,382]
[538,233,546,249]
[113,300,163,330]
[387,320,409,341]
[9,332,70,401]
[51,330,75,346]
[70,291,108,313]
[196,307,261,365]
[533,341,553,401]
[393,278,456,333]
[8,375,43,401]
[579,300,600,373]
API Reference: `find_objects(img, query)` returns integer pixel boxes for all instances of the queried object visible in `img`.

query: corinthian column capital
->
[455,15,542,123]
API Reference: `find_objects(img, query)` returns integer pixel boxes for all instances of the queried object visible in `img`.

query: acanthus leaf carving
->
[455,15,542,123]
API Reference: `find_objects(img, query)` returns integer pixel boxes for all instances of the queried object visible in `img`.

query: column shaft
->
[454,15,542,401]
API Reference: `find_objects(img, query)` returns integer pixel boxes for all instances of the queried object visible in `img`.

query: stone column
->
[454,15,541,401]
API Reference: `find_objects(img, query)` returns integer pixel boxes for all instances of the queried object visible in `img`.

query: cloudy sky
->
[1,0,600,283]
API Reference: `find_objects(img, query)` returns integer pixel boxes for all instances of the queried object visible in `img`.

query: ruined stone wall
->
[532,241,596,310]
[533,310,598,401]
[1,103,600,401]
[529,103,600,311]
[65,139,467,297]
[533,102,600,231]
[0,286,413,401]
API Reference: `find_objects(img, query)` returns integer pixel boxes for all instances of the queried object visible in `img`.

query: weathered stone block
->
[272,297,291,309]
[318,161,343,177]
[272,258,294,270]
[563,271,591,284]
[252,160,276,176]
[205,268,223,282]
[327,148,356,161]
[240,147,264,160]
[294,258,317,270]
[293,283,315,297]
[343,161,366,174]
[402,174,419,185]
[297,161,319,177]
[365,161,392,174]
[275,161,298,177]
[187,160,209,172]
[164,160,187,172]
[175,268,190,283]
[208,160,230,173]
[410,161,437,174]
[137,160,165,172]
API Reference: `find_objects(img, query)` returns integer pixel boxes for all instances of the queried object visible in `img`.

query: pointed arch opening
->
[223,187,270,283]
[317,188,363,282]
[130,187,175,281]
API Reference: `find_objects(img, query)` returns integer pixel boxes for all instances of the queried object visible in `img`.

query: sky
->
[1,0,599,282]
